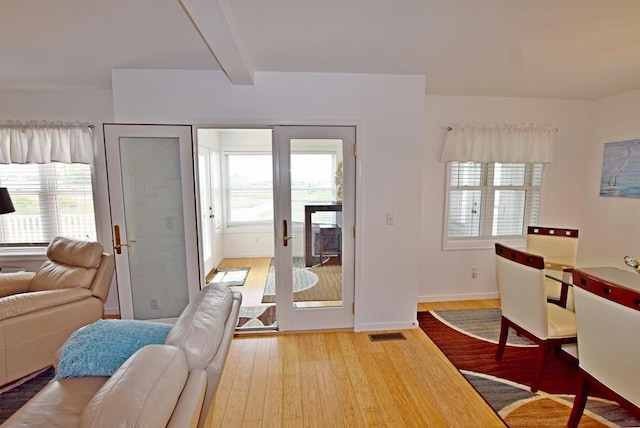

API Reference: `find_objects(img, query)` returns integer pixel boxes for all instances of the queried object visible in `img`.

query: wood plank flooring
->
[203,299,506,427]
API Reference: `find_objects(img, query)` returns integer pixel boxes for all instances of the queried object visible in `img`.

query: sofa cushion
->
[165,282,233,370]
[56,319,172,379]
[80,345,188,428]
[0,288,92,321]
[47,237,103,269]
[29,260,97,292]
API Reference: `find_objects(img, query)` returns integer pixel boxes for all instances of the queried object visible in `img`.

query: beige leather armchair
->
[0,237,115,387]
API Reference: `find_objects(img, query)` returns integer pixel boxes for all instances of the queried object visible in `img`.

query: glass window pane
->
[0,163,96,244]
[448,190,481,237]
[531,164,543,186]
[494,163,525,186]
[226,154,274,225]
[492,190,525,236]
[291,153,335,224]
[450,162,481,187]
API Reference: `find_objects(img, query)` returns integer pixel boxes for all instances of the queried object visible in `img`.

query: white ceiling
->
[2,0,640,100]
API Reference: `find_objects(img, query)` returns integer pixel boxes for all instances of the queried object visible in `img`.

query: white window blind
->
[0,163,96,245]
[445,161,542,247]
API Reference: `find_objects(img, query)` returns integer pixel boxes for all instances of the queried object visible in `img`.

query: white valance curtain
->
[0,121,94,164]
[440,123,555,163]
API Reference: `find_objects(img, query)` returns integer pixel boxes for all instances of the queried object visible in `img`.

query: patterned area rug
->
[419,309,640,427]
[237,305,276,328]
[0,367,55,423]
[262,268,318,295]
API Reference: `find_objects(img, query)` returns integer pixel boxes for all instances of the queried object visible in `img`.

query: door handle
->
[113,225,136,254]
[283,220,295,247]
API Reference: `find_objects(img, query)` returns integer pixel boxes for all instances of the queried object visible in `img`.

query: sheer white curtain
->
[441,123,555,163]
[0,121,93,164]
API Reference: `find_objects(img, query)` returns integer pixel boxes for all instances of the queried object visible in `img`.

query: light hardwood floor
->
[204,299,505,427]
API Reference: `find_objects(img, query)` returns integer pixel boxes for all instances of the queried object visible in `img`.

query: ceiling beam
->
[179,0,254,85]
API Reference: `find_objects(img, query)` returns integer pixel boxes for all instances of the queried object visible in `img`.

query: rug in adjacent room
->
[212,267,250,286]
[418,309,640,427]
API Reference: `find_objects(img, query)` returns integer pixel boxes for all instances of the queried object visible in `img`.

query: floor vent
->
[368,332,406,342]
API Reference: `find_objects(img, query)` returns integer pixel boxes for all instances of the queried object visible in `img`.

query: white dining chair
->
[526,226,579,308]
[495,243,577,392]
[567,268,640,427]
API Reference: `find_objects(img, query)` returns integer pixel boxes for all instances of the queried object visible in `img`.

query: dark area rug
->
[0,367,55,423]
[418,310,640,427]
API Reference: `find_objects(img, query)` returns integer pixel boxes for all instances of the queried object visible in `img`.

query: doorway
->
[196,126,356,331]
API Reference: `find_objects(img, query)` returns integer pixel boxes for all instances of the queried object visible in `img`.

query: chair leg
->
[531,341,549,392]
[496,317,509,361]
[568,376,590,428]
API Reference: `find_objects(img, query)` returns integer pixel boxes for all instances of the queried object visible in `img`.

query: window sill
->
[0,246,47,262]
[442,237,526,251]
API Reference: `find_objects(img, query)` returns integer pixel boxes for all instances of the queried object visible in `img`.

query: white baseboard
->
[104,306,120,316]
[355,319,418,332]
[418,291,499,303]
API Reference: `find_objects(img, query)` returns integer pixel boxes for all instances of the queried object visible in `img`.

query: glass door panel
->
[104,125,200,322]
[119,137,189,320]
[291,141,343,308]
[273,126,355,331]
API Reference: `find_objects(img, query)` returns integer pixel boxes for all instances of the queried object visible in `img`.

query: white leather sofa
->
[0,237,115,387]
[2,282,242,428]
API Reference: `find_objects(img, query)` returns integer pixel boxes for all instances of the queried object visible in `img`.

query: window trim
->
[442,161,542,251]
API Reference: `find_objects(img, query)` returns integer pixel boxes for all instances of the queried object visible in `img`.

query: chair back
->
[573,269,640,407]
[28,237,114,303]
[495,243,549,339]
[526,226,578,269]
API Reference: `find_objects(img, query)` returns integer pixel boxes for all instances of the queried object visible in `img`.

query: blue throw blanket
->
[55,319,172,379]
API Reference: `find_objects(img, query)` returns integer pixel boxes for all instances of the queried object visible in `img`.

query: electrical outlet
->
[150,297,160,310]
[471,266,478,279]
[386,212,395,225]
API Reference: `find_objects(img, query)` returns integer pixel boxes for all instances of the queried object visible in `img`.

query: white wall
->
[0,88,120,314]
[6,77,633,323]
[112,70,426,331]
[420,95,593,301]
[579,89,640,267]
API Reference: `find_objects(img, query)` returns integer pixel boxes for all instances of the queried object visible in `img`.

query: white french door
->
[273,126,356,331]
[104,124,200,321]
[198,144,217,276]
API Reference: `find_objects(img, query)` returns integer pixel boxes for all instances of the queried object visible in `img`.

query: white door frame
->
[197,144,217,277]
[273,125,356,331]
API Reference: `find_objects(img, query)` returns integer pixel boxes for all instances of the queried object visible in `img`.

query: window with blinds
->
[225,152,336,227]
[0,163,96,245]
[444,161,542,248]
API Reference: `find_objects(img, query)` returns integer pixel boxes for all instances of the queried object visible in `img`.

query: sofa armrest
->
[0,272,35,298]
[80,345,189,428]
[167,369,207,428]
[0,288,92,321]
